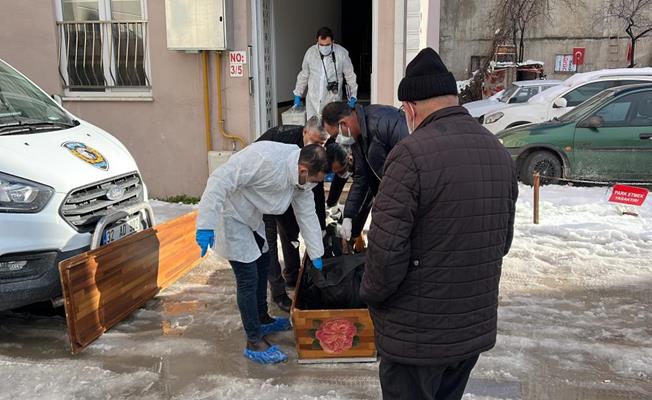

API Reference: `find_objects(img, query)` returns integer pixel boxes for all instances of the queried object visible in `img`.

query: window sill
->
[62,96,154,102]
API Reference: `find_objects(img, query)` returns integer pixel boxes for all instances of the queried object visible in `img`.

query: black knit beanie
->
[398,47,457,101]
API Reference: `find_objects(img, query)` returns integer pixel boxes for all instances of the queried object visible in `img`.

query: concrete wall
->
[272,0,341,103]
[0,0,253,198]
[440,0,652,80]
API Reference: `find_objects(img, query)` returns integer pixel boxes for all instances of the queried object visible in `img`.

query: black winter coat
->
[344,105,408,220]
[360,106,518,366]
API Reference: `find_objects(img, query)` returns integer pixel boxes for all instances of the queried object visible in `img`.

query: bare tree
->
[490,0,578,63]
[605,0,652,67]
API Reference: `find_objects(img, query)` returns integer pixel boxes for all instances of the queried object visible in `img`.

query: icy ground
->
[0,186,650,399]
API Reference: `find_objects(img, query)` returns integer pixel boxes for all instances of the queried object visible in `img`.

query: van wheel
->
[521,151,562,186]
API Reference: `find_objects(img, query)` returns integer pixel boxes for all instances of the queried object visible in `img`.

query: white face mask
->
[404,103,416,134]
[296,181,318,191]
[319,44,333,56]
[337,170,352,180]
[336,124,355,146]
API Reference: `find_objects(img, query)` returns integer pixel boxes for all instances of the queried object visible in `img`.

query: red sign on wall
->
[608,184,649,206]
[573,48,585,66]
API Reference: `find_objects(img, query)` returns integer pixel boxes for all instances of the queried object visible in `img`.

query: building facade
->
[0,0,440,197]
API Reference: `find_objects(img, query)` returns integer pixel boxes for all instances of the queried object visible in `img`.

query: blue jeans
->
[229,251,270,343]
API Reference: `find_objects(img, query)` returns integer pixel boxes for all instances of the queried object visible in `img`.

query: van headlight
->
[0,172,54,213]
[484,112,504,124]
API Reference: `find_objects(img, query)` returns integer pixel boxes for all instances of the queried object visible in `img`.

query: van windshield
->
[0,60,74,131]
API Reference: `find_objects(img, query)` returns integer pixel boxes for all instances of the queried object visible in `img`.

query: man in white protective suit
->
[292,26,358,119]
[195,143,327,364]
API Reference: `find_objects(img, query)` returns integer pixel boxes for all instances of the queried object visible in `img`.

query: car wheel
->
[521,151,563,186]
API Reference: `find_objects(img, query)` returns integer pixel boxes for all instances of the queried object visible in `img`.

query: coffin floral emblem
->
[311,318,364,354]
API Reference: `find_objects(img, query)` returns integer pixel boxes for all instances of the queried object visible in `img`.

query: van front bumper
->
[0,248,87,311]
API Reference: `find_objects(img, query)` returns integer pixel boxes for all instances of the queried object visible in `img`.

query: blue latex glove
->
[347,97,357,108]
[293,95,302,108]
[312,258,323,271]
[196,229,215,257]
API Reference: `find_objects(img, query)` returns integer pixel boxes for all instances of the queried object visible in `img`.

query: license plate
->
[101,216,142,245]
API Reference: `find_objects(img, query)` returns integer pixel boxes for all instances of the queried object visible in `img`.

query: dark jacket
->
[256,125,327,229]
[360,106,518,366]
[344,104,408,220]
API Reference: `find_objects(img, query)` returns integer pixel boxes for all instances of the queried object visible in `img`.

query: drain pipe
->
[201,50,212,152]
[215,51,247,150]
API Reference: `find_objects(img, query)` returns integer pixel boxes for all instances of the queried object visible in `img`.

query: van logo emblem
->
[62,142,108,170]
[106,185,125,201]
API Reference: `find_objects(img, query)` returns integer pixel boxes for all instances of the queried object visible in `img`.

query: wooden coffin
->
[58,211,202,353]
[290,259,376,363]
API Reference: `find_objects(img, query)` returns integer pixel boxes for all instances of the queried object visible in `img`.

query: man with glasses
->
[321,101,408,244]
[256,118,347,311]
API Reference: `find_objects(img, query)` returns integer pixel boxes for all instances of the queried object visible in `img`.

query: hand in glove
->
[293,95,302,108]
[196,229,215,257]
[341,218,352,241]
[312,258,324,271]
[347,97,357,108]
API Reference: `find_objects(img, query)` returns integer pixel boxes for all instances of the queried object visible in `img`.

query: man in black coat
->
[361,48,519,400]
[321,101,408,243]
[256,117,347,311]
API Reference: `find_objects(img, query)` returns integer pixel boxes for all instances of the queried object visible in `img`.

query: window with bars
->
[56,0,150,93]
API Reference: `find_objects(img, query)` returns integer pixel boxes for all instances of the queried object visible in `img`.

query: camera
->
[327,81,338,94]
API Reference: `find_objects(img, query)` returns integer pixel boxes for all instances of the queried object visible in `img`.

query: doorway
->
[257,0,373,130]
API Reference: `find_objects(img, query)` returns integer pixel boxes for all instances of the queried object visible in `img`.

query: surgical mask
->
[405,103,416,134]
[337,170,352,180]
[336,124,355,146]
[319,44,333,56]
[296,182,318,191]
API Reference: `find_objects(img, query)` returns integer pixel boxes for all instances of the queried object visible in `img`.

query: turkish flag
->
[573,48,585,65]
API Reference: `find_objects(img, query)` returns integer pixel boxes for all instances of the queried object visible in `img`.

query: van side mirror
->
[51,94,63,106]
[578,115,604,129]
[553,97,568,108]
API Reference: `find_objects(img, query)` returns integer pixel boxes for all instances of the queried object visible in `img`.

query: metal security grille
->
[56,21,150,91]
[60,172,144,232]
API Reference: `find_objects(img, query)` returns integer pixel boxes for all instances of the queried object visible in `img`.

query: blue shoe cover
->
[260,317,291,336]
[243,345,288,364]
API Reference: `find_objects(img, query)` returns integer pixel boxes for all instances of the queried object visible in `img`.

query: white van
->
[0,59,153,311]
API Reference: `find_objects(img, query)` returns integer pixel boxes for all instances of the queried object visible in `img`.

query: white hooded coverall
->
[197,142,325,264]
[293,43,358,120]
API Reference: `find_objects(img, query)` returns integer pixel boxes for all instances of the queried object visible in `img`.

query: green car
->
[498,84,652,185]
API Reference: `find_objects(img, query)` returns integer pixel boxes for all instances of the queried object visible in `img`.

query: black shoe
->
[273,294,292,313]
[285,279,297,290]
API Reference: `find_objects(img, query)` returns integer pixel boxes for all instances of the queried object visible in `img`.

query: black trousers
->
[263,211,300,299]
[379,355,479,400]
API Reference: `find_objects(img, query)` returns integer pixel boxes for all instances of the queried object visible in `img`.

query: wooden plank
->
[59,211,202,353]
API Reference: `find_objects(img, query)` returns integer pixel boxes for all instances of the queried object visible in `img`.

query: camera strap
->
[320,50,338,86]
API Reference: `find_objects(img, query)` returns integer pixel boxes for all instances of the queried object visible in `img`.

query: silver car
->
[464,80,562,122]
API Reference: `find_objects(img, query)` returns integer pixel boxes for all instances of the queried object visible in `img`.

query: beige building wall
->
[1,0,440,196]
[0,0,252,198]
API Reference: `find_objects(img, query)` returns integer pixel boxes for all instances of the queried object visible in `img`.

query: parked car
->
[483,68,652,133]
[498,84,652,185]
[464,79,561,121]
[0,59,153,311]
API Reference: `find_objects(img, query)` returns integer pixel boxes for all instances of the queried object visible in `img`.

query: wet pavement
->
[0,254,650,399]
[1,198,651,399]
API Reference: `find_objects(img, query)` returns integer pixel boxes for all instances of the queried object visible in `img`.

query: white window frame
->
[54,0,152,100]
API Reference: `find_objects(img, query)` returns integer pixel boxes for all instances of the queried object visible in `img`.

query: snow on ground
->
[0,185,650,399]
